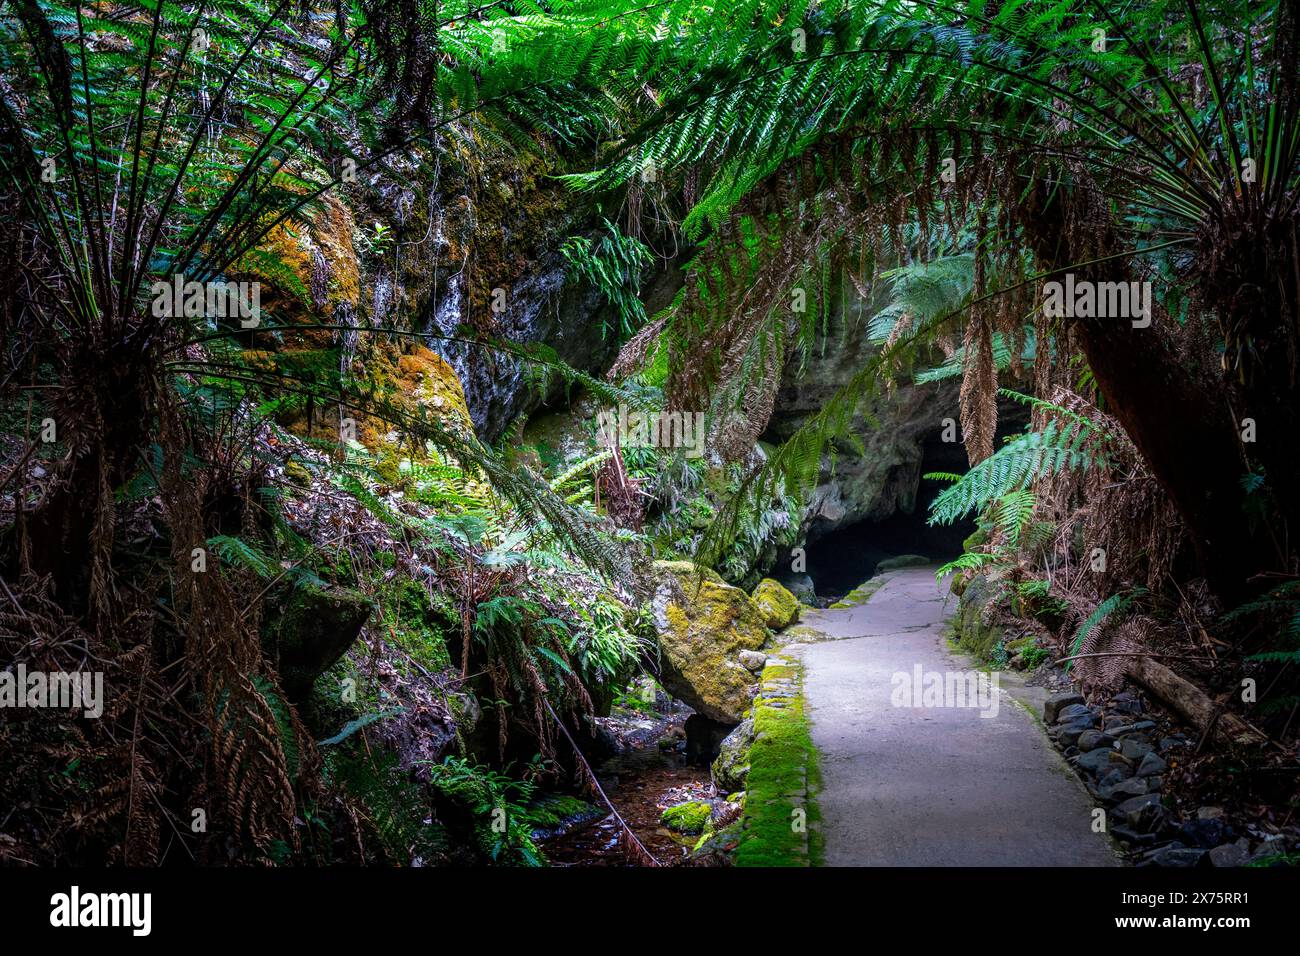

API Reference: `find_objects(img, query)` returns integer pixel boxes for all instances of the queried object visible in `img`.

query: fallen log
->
[1127,655,1268,748]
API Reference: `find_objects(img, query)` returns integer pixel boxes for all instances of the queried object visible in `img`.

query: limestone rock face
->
[750,578,800,630]
[650,561,770,723]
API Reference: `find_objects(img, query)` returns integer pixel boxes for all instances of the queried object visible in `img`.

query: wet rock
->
[1078,748,1128,776]
[1057,721,1100,749]
[1120,736,1155,761]
[1209,841,1251,868]
[1137,753,1167,777]
[1044,692,1085,724]
[711,717,755,794]
[1078,729,1115,752]
[1146,844,1207,867]
[1100,766,1135,788]
[1100,777,1151,802]
[1178,818,1225,848]
[1111,825,1158,847]
[1110,692,1144,715]
[1107,723,1159,738]
[1056,702,1094,724]
[739,650,768,673]
[875,554,932,572]
[776,572,817,604]
[1116,793,1165,830]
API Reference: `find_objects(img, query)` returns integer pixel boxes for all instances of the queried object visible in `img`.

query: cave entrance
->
[802,429,976,600]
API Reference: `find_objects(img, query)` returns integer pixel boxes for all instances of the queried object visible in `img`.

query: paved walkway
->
[797,568,1118,866]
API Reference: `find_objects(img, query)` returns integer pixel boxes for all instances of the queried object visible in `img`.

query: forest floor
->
[794,568,1120,866]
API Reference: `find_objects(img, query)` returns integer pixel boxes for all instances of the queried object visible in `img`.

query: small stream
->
[543,709,715,866]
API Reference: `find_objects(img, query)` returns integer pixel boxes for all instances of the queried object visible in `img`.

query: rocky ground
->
[1044,690,1299,867]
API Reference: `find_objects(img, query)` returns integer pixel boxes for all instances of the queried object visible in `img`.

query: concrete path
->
[796,567,1118,866]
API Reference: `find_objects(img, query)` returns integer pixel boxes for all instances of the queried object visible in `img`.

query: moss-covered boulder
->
[263,584,375,700]
[711,717,755,794]
[651,561,771,723]
[751,578,800,629]
[661,800,712,835]
[875,553,932,572]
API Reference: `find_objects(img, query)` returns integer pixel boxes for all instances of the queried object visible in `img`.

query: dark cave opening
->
[802,430,977,599]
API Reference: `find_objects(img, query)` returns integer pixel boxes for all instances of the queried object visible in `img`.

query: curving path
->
[794,567,1119,866]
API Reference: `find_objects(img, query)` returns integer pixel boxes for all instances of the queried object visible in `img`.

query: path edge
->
[734,655,822,867]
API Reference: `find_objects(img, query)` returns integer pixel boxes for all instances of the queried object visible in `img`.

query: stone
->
[1111,825,1158,847]
[1077,729,1115,752]
[739,650,768,673]
[1044,692,1085,724]
[1197,806,1226,821]
[1110,692,1144,715]
[1120,736,1155,761]
[1100,777,1150,802]
[1056,702,1094,724]
[650,561,771,723]
[1178,818,1225,849]
[661,800,712,835]
[711,718,755,794]
[1250,837,1287,863]
[777,572,817,604]
[1078,748,1127,776]
[1055,718,1097,747]
[1147,845,1207,867]
[1116,793,1165,830]
[1099,766,1134,788]
[874,554,932,572]
[1106,718,1156,736]
[750,578,801,629]
[262,583,375,700]
[1136,752,1167,777]
[1209,841,1251,868]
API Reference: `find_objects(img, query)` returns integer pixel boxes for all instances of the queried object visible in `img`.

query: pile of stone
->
[1044,690,1293,867]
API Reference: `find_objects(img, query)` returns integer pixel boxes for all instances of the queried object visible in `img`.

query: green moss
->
[875,554,932,571]
[828,575,889,608]
[384,578,453,670]
[662,800,712,835]
[734,659,819,867]
[525,793,603,839]
[751,578,800,629]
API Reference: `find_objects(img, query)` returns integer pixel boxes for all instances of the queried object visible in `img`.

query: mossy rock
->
[661,800,712,835]
[393,346,474,434]
[651,561,771,723]
[263,584,375,700]
[875,554,932,572]
[711,716,755,794]
[283,459,312,487]
[750,578,800,630]
[654,560,725,585]
[949,575,1005,663]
